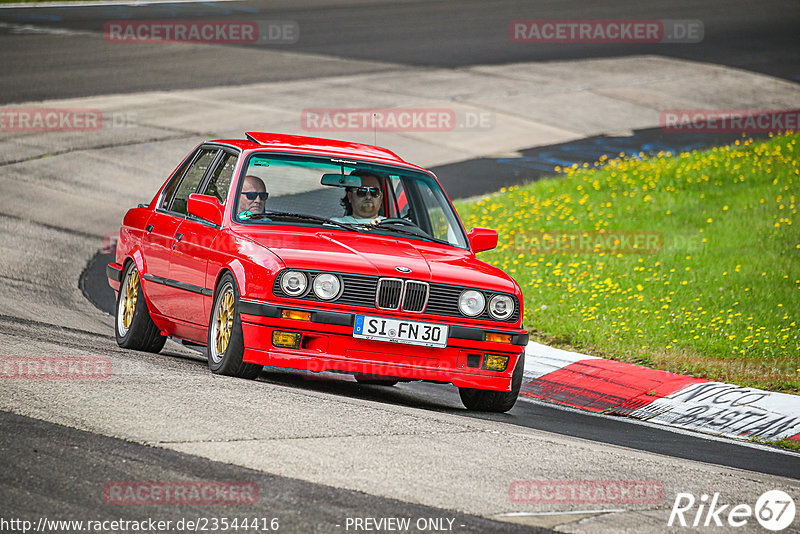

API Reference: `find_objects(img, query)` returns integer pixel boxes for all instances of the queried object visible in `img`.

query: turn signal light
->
[485,332,512,344]
[482,354,509,372]
[272,331,302,349]
[281,309,312,321]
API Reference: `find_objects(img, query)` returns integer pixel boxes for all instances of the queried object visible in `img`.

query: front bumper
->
[239,300,527,391]
[107,262,123,291]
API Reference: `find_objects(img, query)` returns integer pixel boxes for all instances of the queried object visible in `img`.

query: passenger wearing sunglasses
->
[333,172,385,225]
[238,175,269,218]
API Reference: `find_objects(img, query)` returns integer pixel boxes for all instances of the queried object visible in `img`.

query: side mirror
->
[467,228,498,253]
[188,193,224,226]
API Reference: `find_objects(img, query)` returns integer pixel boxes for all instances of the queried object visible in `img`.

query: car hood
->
[238,228,518,294]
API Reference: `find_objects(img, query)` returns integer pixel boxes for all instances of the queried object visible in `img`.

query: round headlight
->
[280,271,308,296]
[459,290,485,317]
[313,273,341,300]
[489,294,514,320]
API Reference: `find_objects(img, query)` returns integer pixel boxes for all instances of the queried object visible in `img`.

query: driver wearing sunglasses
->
[238,175,269,218]
[333,171,385,225]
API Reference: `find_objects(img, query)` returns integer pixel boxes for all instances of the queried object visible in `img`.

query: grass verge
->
[750,436,800,452]
[455,133,799,393]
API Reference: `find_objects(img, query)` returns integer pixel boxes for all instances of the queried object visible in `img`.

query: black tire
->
[115,262,166,353]
[354,374,399,386]
[207,272,262,379]
[459,353,524,413]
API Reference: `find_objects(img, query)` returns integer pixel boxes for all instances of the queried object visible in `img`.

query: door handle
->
[146,224,154,232]
[172,232,184,249]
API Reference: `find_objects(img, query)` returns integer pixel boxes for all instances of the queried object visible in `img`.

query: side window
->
[201,152,238,203]
[159,151,197,210]
[166,149,218,215]
[417,180,460,244]
[388,176,407,218]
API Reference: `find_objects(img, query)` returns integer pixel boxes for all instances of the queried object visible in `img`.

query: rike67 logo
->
[669,490,796,531]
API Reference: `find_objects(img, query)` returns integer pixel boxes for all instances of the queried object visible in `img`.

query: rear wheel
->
[459,353,524,413]
[207,272,262,379]
[115,262,166,353]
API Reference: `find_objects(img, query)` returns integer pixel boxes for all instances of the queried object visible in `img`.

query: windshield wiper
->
[362,223,452,246]
[244,211,363,232]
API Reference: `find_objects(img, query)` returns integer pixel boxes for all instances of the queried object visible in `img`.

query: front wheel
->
[459,353,524,413]
[207,272,262,379]
[115,262,166,353]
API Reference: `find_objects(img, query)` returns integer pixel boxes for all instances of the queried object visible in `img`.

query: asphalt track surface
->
[2,410,545,534]
[0,0,799,104]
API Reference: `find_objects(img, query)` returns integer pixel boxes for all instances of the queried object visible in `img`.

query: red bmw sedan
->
[107,132,528,412]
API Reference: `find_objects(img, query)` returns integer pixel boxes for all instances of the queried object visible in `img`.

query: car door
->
[142,147,219,322]
[170,150,239,327]
[137,148,199,317]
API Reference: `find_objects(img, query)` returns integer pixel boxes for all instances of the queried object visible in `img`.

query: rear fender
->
[121,249,170,336]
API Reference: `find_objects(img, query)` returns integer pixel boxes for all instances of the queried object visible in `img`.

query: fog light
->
[485,332,512,344]
[281,309,311,321]
[272,331,302,349]
[482,354,509,372]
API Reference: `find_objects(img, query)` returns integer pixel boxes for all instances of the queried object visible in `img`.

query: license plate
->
[354,315,448,348]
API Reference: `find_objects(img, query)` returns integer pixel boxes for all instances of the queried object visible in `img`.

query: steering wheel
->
[377,217,418,227]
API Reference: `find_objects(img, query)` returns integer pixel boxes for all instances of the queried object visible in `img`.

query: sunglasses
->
[353,187,382,198]
[242,191,268,201]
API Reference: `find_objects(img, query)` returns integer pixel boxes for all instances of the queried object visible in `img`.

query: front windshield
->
[233,153,468,248]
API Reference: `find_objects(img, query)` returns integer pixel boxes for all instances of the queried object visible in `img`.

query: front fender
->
[217,257,281,303]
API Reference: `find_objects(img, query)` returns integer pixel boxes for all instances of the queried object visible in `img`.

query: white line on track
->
[496,510,626,517]
[0,21,93,35]
[0,0,239,8]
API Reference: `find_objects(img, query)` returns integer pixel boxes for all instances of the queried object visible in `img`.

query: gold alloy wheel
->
[122,268,139,330]
[215,287,235,355]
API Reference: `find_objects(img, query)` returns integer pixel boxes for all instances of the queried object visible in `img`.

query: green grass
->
[455,133,800,393]
[750,436,800,452]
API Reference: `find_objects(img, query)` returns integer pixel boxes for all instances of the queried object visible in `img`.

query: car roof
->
[209,132,429,172]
